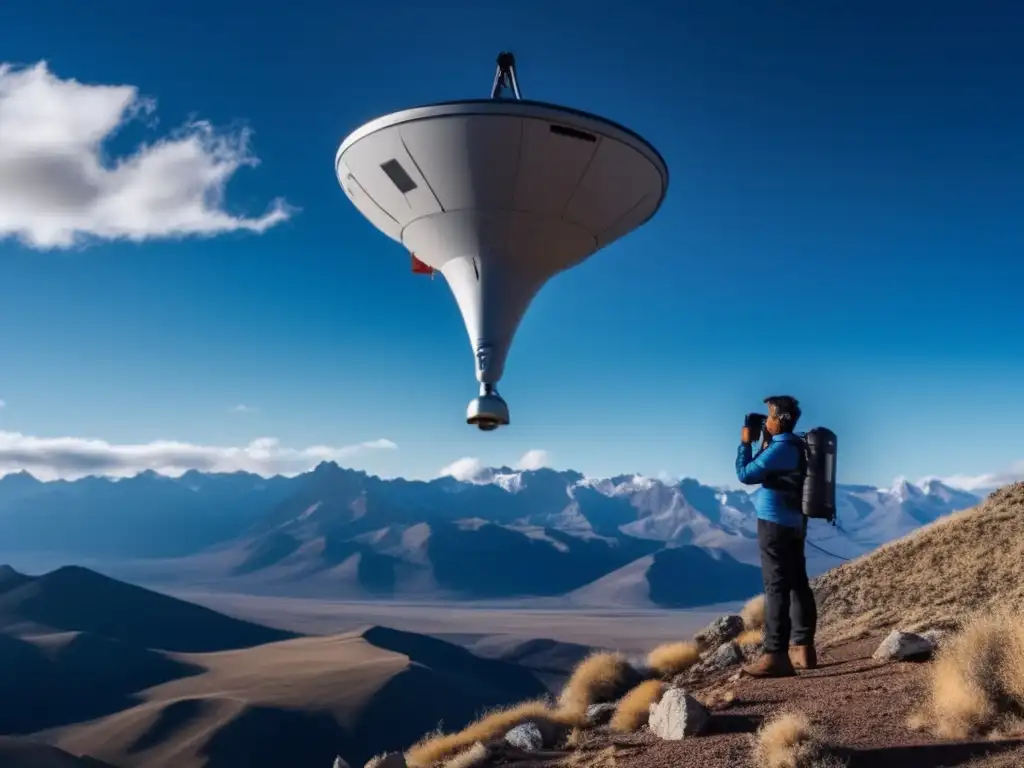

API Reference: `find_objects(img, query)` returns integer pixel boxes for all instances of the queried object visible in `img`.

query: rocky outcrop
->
[872,630,937,661]
[648,688,711,739]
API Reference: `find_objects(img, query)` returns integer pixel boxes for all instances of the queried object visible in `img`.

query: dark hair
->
[764,395,801,432]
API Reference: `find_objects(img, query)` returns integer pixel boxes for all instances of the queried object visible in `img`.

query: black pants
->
[757,518,817,653]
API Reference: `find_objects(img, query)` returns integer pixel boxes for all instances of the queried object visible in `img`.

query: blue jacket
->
[736,432,805,530]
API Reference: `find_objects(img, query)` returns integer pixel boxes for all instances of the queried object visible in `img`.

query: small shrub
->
[912,610,1024,738]
[742,594,766,631]
[558,652,640,715]
[646,641,700,678]
[405,701,581,767]
[608,680,666,733]
[752,711,846,768]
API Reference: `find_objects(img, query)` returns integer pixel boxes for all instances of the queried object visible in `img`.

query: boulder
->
[365,754,406,768]
[505,723,544,752]
[920,628,951,649]
[872,630,935,662]
[585,702,618,727]
[648,688,711,740]
[701,641,743,672]
[334,758,350,768]
[695,615,745,649]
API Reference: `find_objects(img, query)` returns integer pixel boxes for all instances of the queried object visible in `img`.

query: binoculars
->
[744,412,768,442]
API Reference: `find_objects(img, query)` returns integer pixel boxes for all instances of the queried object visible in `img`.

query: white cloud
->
[0,431,396,481]
[925,463,1024,492]
[438,457,491,483]
[0,61,293,250]
[439,449,552,483]
[516,449,551,471]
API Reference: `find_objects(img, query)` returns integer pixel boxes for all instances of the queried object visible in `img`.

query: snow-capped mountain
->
[0,463,984,608]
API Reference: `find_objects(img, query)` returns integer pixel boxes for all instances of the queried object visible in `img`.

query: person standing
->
[735,395,818,677]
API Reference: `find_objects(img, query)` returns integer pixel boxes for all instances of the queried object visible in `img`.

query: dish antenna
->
[336,52,668,430]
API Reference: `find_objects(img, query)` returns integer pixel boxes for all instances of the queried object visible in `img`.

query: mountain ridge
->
[0,462,986,608]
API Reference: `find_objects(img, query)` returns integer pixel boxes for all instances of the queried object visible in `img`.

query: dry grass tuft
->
[736,628,764,649]
[558,651,640,715]
[742,594,766,631]
[608,680,666,733]
[441,743,489,768]
[815,482,1024,645]
[752,711,847,768]
[646,641,701,678]
[405,700,582,767]
[910,609,1024,739]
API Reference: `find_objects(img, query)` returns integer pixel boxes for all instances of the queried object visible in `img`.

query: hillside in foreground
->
[812,481,1024,645]
[349,482,1024,768]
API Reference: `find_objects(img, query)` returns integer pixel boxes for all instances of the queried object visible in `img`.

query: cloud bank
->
[439,449,552,482]
[0,431,396,481]
[926,462,1024,492]
[0,61,292,249]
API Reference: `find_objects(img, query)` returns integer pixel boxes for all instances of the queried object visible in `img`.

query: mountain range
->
[0,463,984,608]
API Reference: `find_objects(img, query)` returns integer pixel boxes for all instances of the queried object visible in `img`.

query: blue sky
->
[0,0,1022,488]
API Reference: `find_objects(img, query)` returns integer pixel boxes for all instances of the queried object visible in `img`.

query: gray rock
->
[920,628,950,649]
[586,702,618,727]
[872,630,935,661]
[648,688,711,739]
[695,615,744,649]
[704,641,743,671]
[333,758,350,768]
[505,722,544,751]
[364,754,406,768]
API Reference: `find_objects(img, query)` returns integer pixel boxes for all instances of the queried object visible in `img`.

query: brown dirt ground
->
[487,633,1024,768]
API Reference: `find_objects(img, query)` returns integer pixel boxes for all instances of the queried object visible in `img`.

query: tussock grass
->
[752,711,847,768]
[557,652,640,715]
[742,594,766,631]
[405,700,582,767]
[736,628,764,649]
[608,680,666,733]
[441,743,489,768]
[910,609,1024,739]
[646,641,700,678]
[815,483,1024,645]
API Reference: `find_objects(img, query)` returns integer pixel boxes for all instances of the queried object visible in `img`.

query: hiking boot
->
[789,644,818,670]
[741,651,796,678]
[789,644,817,670]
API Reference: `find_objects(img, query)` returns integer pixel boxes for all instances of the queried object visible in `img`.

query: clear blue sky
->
[0,0,1022,487]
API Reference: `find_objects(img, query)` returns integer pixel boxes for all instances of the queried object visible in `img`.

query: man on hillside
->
[735,395,818,677]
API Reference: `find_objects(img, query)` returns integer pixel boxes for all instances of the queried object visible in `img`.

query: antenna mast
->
[490,52,522,100]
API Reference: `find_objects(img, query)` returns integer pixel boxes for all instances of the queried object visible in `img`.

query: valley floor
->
[168,589,733,654]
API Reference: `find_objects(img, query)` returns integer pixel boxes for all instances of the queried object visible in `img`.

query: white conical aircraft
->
[336,53,669,430]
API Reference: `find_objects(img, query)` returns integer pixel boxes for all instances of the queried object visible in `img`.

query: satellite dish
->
[336,52,669,430]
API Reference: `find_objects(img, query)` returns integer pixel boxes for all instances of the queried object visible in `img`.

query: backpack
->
[760,428,838,524]
[798,427,838,523]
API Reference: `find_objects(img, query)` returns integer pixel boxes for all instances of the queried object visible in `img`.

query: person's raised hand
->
[741,427,752,444]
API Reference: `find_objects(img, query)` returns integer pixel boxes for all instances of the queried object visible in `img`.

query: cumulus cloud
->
[439,449,552,482]
[438,457,490,483]
[0,61,292,249]
[0,431,396,481]
[516,449,551,471]
[926,462,1024,492]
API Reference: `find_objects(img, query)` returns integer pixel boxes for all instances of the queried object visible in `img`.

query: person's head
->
[764,395,801,435]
